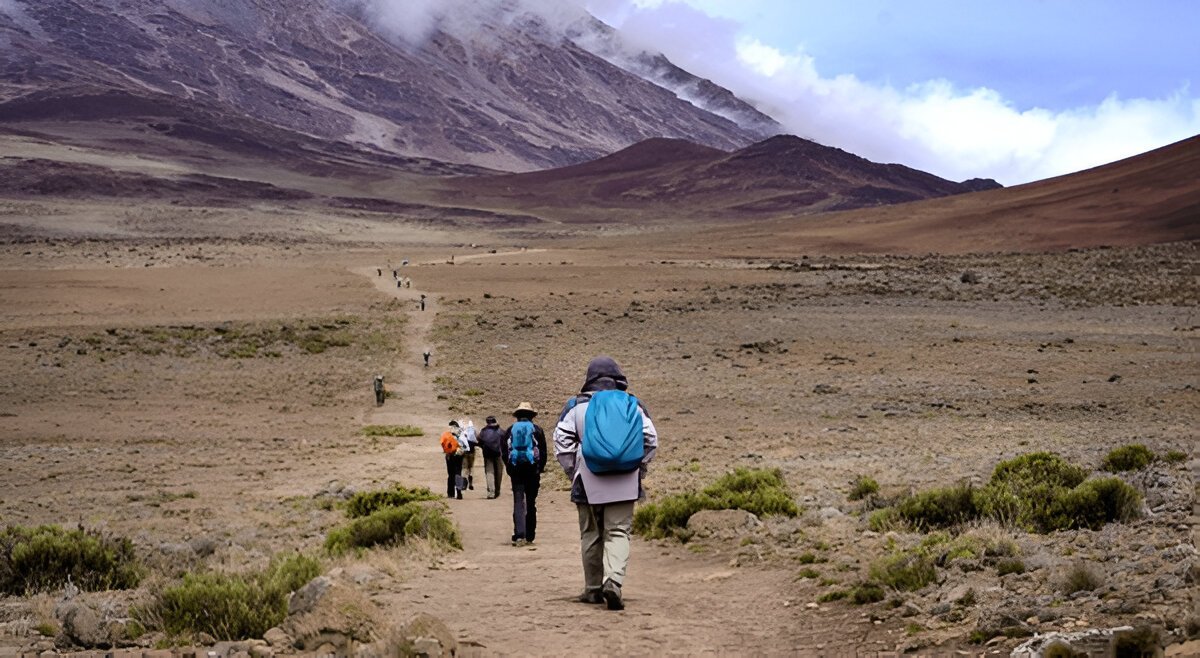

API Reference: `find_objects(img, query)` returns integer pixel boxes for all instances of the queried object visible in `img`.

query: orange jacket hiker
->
[441,430,460,455]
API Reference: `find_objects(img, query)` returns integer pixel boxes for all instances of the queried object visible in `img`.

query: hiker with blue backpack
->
[553,356,657,611]
[501,402,548,546]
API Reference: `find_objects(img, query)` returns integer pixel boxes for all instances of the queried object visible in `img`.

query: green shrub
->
[633,468,798,539]
[1059,562,1103,594]
[0,525,141,595]
[981,452,1087,530]
[817,589,848,602]
[869,551,937,592]
[325,503,460,554]
[360,425,423,438]
[1161,450,1188,464]
[896,482,977,530]
[149,553,319,641]
[849,581,886,604]
[867,507,904,532]
[796,567,819,579]
[848,475,880,501]
[1101,444,1154,472]
[990,452,1087,489]
[344,485,438,518]
[1047,477,1141,531]
[996,558,1026,576]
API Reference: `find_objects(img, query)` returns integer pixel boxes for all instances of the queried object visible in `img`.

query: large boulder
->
[687,509,762,538]
[280,577,385,653]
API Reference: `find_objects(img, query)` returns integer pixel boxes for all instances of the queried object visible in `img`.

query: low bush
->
[1101,444,1154,472]
[849,581,886,604]
[325,503,461,554]
[867,507,904,532]
[872,452,1142,535]
[361,425,423,438]
[1048,476,1141,531]
[896,482,977,530]
[1059,562,1103,594]
[633,468,799,539]
[848,476,880,501]
[1161,450,1188,465]
[817,589,848,602]
[996,558,1026,576]
[344,485,439,519]
[0,525,141,595]
[147,553,319,641]
[869,551,937,592]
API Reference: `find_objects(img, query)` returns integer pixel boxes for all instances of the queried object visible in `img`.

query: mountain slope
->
[0,0,772,173]
[687,134,1200,254]
[454,134,1000,218]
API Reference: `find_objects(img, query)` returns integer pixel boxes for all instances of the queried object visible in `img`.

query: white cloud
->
[588,1,1200,185]
[728,38,1200,184]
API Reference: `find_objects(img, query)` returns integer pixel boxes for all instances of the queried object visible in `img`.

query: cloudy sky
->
[583,0,1200,185]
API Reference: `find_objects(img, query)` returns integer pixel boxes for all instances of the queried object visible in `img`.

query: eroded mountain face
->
[0,0,775,172]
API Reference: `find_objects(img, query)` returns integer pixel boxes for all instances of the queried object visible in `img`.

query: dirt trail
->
[339,262,893,655]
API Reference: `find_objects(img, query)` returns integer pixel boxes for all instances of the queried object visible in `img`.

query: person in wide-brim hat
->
[513,402,538,417]
[504,401,546,546]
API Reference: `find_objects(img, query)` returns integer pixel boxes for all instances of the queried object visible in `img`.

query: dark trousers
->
[510,467,541,541]
[445,454,464,497]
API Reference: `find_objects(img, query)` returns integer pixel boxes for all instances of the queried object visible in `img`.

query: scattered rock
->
[281,577,384,652]
[687,509,762,538]
[960,271,980,284]
[54,600,107,649]
[813,384,840,395]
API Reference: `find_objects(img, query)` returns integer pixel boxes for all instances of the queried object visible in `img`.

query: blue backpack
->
[508,420,539,466]
[581,390,644,474]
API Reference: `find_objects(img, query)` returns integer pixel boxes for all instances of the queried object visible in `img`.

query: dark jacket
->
[478,422,505,458]
[501,421,548,475]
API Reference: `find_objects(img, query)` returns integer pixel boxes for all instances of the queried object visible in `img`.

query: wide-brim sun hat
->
[513,402,538,417]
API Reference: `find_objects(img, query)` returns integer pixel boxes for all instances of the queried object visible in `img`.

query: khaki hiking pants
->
[482,453,504,498]
[578,500,635,590]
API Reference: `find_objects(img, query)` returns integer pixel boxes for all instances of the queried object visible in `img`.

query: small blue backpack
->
[582,390,644,474]
[508,420,539,466]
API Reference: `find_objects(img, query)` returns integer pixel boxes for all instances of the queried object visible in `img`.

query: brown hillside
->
[455,134,997,217]
[679,134,1200,255]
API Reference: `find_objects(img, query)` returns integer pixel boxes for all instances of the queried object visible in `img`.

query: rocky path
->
[348,262,902,656]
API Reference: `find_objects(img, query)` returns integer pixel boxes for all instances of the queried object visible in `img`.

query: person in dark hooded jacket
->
[477,415,506,499]
[553,356,657,611]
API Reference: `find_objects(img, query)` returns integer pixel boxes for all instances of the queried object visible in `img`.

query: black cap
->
[485,415,497,424]
[448,420,459,427]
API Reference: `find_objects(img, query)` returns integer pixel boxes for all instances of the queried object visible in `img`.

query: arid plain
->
[0,189,1196,655]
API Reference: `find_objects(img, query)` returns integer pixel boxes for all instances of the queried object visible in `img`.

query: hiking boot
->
[602,579,624,611]
[455,491,463,500]
[511,538,527,547]
[578,589,603,604]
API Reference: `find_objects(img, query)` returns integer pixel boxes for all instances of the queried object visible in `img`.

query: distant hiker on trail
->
[420,294,426,311]
[373,374,385,406]
[423,349,431,367]
[459,419,477,491]
[478,415,505,499]
[405,278,411,289]
[554,356,657,611]
[502,402,547,546]
[377,268,382,277]
[397,279,402,289]
[441,420,464,499]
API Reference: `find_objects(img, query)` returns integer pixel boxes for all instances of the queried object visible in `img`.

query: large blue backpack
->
[508,420,539,466]
[581,390,644,474]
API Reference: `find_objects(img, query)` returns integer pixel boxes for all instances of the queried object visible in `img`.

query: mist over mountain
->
[0,0,776,173]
